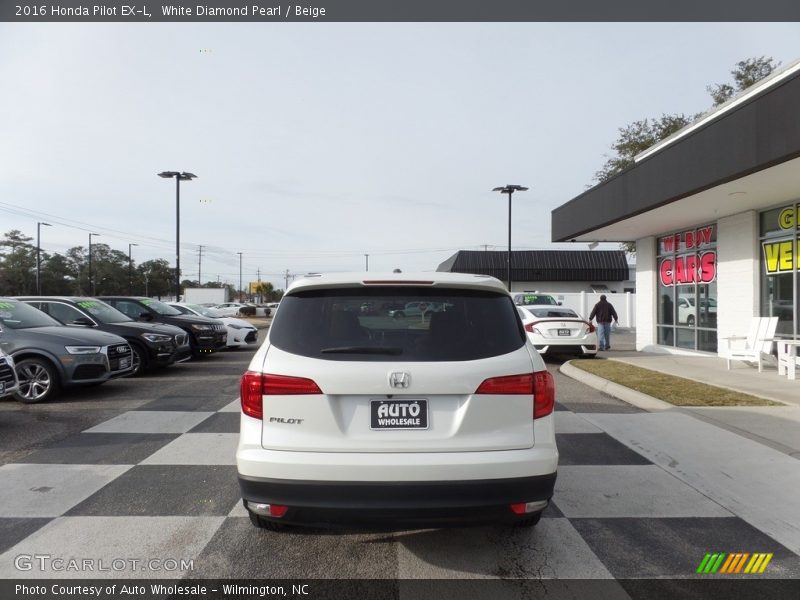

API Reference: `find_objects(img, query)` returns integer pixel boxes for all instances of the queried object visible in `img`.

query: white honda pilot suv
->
[237,272,558,530]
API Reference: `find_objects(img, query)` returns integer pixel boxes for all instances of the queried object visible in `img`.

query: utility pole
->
[36,222,52,295]
[284,269,290,290]
[198,245,204,286]
[237,252,243,301]
[365,253,369,271]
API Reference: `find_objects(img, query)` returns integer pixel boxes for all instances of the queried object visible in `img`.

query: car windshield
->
[0,299,62,329]
[269,287,524,362]
[140,299,183,316]
[517,294,558,306]
[185,304,223,318]
[528,308,579,319]
[75,299,133,323]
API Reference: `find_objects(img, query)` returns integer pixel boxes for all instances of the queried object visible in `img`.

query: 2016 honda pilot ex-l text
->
[237,272,558,530]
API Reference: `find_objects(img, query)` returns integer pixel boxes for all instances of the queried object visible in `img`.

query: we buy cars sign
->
[659,226,717,287]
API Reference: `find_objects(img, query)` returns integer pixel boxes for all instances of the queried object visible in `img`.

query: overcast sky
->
[1,22,799,291]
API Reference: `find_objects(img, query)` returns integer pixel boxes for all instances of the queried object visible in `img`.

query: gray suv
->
[0,298,132,403]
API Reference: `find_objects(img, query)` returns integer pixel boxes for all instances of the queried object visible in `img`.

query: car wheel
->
[247,510,287,531]
[129,343,148,377]
[687,315,695,326]
[513,511,543,528]
[14,358,60,404]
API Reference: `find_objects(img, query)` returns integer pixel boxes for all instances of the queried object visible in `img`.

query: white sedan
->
[213,302,255,317]
[518,306,598,358]
[168,303,259,348]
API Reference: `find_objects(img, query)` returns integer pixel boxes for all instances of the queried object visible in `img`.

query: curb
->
[559,360,675,412]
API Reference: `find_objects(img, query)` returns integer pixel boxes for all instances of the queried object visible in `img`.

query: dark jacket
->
[589,299,618,324]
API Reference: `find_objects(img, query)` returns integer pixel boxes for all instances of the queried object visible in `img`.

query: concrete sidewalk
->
[559,330,800,556]
[561,327,800,457]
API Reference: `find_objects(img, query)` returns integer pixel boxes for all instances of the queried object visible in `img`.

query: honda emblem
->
[389,372,411,389]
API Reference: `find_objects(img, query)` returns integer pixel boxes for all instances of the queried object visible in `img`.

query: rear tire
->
[14,358,60,404]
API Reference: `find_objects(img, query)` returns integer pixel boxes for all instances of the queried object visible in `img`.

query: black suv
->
[99,297,227,357]
[18,297,191,376]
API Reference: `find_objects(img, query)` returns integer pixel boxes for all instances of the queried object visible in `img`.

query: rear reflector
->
[248,502,288,518]
[240,372,323,420]
[533,370,555,418]
[475,373,533,395]
[510,500,549,514]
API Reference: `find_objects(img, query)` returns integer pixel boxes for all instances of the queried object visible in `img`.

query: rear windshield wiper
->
[320,346,403,355]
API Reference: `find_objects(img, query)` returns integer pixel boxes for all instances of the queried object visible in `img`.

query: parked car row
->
[0,296,260,404]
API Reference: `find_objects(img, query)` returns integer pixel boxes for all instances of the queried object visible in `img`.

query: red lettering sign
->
[659,251,717,287]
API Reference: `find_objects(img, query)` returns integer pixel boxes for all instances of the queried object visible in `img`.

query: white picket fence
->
[537,291,636,328]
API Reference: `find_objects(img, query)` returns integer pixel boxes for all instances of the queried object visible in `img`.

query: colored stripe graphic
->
[698,552,774,574]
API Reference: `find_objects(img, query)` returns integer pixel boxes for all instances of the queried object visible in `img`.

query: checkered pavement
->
[1,391,799,581]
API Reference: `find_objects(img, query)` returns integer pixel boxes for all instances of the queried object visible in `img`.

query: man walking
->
[589,294,619,351]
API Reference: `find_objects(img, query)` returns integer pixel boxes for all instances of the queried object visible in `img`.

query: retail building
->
[551,60,800,353]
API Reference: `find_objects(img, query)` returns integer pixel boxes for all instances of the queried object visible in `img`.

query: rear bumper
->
[238,473,556,528]
[534,343,597,355]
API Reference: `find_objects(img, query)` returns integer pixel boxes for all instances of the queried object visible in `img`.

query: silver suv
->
[237,272,558,530]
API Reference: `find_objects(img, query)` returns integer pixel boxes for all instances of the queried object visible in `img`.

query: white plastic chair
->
[721,317,778,372]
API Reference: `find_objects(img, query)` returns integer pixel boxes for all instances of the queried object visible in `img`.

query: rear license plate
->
[370,399,428,430]
[557,329,571,336]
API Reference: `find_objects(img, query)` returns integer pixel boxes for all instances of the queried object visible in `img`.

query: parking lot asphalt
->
[0,347,798,589]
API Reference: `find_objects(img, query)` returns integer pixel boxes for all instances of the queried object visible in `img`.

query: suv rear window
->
[269,287,525,361]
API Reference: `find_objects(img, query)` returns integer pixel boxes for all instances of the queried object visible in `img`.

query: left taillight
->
[474,371,555,419]
[240,372,324,420]
[240,371,264,419]
[584,321,596,333]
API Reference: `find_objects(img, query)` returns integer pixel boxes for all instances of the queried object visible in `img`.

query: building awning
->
[436,250,629,282]
[551,60,800,242]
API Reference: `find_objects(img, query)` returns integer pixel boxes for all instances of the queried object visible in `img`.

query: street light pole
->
[492,185,529,291]
[88,232,100,295]
[237,252,243,302]
[365,253,369,271]
[158,171,197,302]
[128,243,138,294]
[36,222,52,295]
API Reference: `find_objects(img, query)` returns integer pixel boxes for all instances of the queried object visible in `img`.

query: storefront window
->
[759,203,798,339]
[656,224,718,351]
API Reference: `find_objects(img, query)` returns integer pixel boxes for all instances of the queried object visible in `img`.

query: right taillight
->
[533,370,555,418]
[240,372,323,420]
[474,371,555,419]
